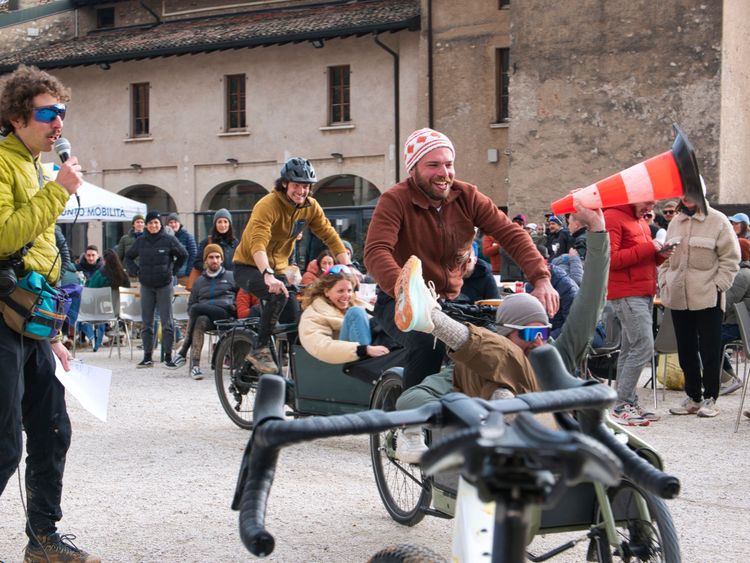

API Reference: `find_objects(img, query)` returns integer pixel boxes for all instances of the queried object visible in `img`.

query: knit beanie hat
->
[203,243,224,261]
[548,215,563,226]
[342,240,354,256]
[403,128,455,172]
[495,293,549,336]
[132,214,144,225]
[213,208,232,225]
[167,212,180,223]
[145,210,161,224]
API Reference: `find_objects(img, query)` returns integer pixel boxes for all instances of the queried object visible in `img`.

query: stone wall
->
[507,1,722,222]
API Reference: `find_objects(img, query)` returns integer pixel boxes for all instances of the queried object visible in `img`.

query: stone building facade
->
[0,0,746,250]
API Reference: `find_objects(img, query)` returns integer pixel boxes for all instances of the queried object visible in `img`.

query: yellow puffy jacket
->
[0,134,69,283]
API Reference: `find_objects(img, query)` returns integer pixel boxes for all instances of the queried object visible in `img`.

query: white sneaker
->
[697,398,719,418]
[395,426,428,464]
[394,256,441,333]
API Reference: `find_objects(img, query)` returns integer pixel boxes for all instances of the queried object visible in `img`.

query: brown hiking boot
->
[245,345,278,374]
[24,533,100,563]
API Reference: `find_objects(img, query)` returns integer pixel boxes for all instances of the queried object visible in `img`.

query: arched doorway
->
[313,174,380,207]
[196,180,267,241]
[103,184,177,251]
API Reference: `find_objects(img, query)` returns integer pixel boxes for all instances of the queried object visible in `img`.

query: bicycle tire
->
[369,372,432,526]
[590,479,681,563]
[368,543,446,563]
[214,330,260,430]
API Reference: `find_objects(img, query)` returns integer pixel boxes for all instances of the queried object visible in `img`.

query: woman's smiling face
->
[324,279,354,311]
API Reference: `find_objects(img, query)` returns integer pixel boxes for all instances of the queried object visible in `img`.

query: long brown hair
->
[102,249,130,288]
[301,271,357,310]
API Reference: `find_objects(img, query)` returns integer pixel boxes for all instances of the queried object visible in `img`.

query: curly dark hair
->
[0,65,71,135]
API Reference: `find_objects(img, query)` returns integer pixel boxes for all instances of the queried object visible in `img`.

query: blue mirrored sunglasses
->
[503,323,551,342]
[325,264,352,276]
[33,104,66,123]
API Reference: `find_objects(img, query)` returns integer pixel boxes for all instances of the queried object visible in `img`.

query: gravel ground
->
[1,346,749,562]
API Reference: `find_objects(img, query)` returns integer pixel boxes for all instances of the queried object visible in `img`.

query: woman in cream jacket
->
[659,193,740,417]
[299,265,389,364]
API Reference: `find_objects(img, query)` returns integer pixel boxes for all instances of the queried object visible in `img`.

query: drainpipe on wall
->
[374,34,400,184]
[427,0,434,128]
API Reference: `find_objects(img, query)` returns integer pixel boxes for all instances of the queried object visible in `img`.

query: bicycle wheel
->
[368,543,445,563]
[590,479,680,563]
[214,330,260,430]
[369,371,432,526]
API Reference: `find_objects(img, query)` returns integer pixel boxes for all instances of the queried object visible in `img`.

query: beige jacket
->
[298,296,371,364]
[658,205,740,311]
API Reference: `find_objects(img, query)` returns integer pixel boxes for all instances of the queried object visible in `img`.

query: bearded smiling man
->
[365,128,558,392]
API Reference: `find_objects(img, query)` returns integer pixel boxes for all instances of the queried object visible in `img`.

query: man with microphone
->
[0,66,99,562]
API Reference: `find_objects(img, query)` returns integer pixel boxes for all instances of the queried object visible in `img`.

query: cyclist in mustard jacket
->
[233,157,350,373]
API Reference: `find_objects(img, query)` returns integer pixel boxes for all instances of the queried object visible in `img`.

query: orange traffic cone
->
[551,124,706,215]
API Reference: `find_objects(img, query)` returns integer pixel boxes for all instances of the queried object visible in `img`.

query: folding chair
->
[649,307,679,408]
[119,289,143,360]
[73,287,121,359]
[733,302,750,433]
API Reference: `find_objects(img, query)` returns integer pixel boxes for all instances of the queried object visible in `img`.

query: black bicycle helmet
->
[280,157,317,184]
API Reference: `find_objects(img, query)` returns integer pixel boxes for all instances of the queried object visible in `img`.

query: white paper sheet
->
[53,356,112,422]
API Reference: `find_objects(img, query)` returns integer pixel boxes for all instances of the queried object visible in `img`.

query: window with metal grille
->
[496,48,510,122]
[131,83,150,137]
[328,65,351,124]
[225,74,247,131]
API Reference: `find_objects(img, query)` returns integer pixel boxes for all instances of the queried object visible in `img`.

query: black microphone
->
[54,137,80,207]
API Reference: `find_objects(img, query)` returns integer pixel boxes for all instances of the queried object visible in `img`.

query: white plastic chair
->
[119,289,143,360]
[74,287,121,358]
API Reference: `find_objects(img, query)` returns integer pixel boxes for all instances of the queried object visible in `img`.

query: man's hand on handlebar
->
[265,273,288,297]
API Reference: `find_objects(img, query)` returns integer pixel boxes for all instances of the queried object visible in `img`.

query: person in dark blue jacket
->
[125,210,188,368]
[167,212,197,284]
[524,263,578,339]
[459,249,500,303]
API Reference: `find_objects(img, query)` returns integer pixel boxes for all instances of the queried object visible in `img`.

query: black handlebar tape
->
[529,345,590,391]
[238,444,279,556]
[517,383,617,414]
[587,422,681,499]
[253,374,287,427]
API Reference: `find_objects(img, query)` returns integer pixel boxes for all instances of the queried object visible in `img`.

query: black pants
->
[671,302,724,402]
[234,264,299,347]
[373,291,446,390]
[0,316,72,539]
[179,303,234,361]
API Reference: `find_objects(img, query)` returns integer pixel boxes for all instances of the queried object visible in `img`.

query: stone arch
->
[195,179,267,241]
[313,174,380,207]
[103,184,177,252]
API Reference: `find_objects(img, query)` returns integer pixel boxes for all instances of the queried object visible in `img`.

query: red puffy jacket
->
[604,205,664,300]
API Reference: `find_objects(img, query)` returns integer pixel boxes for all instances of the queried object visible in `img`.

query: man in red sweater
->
[604,202,673,426]
[365,128,558,390]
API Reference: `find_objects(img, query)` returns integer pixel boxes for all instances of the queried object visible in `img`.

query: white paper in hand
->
[53,355,112,422]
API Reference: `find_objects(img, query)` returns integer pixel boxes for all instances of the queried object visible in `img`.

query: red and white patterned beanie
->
[403,128,455,172]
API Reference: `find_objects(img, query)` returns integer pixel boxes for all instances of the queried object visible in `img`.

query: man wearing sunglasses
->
[0,66,99,561]
[393,197,609,463]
